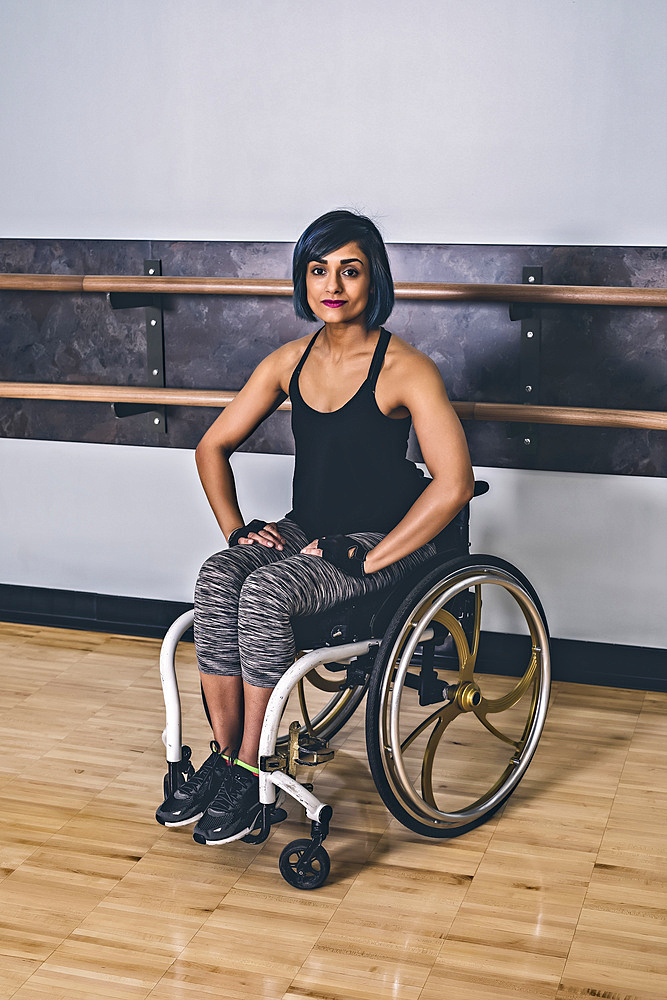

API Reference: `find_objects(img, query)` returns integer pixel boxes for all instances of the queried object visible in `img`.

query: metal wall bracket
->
[508,266,542,458]
[110,259,167,433]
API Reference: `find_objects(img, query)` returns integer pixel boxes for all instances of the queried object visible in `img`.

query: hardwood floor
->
[0,621,664,1000]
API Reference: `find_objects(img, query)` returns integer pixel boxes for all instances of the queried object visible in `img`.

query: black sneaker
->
[156,742,233,827]
[192,764,261,845]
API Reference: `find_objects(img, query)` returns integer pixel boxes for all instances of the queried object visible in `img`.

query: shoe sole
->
[194,817,259,846]
[193,791,285,846]
[158,810,204,828]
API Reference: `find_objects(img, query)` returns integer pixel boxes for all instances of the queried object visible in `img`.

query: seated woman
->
[156,209,474,845]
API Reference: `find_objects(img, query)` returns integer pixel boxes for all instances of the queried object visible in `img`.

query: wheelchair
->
[158,482,551,889]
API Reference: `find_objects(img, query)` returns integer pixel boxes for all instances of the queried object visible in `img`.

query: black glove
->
[319,535,369,577]
[228,519,268,546]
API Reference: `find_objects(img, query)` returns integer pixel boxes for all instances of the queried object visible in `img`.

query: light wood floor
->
[0,621,665,1000]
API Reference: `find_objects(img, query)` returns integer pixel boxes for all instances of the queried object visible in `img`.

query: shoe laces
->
[180,741,231,795]
[208,764,257,812]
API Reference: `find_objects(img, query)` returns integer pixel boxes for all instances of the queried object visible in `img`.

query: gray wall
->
[1,238,665,477]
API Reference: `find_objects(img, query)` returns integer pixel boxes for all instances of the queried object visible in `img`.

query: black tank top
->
[285,327,429,538]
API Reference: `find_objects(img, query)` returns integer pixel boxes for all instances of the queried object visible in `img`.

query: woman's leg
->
[155,520,308,828]
[199,674,244,753]
[228,535,437,764]
[237,683,274,768]
[193,519,309,751]
[188,534,437,845]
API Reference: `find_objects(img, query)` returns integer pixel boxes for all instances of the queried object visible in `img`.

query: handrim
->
[376,561,550,831]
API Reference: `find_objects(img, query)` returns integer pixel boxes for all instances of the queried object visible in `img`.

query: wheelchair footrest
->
[260,730,335,775]
[296,733,334,766]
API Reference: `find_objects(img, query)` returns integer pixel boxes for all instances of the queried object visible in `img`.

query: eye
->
[310,266,326,276]
[342,267,359,277]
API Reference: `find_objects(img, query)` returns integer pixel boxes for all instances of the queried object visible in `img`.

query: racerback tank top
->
[285,327,429,538]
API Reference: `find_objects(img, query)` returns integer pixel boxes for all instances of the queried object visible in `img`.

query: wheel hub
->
[455,681,482,711]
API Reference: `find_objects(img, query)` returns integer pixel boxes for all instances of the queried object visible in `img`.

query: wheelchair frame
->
[158,493,551,890]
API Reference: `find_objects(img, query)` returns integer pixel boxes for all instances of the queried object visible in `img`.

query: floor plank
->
[0,623,664,1000]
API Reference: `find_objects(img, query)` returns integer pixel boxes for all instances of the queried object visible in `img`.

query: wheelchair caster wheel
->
[279,838,330,890]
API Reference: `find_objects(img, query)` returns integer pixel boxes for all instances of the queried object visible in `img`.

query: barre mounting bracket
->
[508,266,542,459]
[109,259,167,433]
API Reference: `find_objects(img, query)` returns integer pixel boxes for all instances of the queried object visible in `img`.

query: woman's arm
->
[363,353,474,573]
[194,345,295,546]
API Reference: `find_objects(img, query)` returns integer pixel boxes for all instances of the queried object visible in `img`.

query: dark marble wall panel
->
[0,239,665,476]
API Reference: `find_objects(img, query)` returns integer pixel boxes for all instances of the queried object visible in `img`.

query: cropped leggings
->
[194,517,437,688]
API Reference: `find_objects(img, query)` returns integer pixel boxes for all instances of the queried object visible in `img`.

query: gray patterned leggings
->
[194,518,437,688]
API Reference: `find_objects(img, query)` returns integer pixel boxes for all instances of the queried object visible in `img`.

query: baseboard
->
[0,583,193,640]
[0,583,664,691]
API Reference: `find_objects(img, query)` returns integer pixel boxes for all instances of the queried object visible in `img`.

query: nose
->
[326,270,343,294]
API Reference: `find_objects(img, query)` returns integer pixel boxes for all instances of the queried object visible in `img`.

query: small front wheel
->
[279,838,330,890]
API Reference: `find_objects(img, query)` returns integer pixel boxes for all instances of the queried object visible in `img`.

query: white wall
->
[1,1,665,650]
[1,438,665,648]
[1,0,665,245]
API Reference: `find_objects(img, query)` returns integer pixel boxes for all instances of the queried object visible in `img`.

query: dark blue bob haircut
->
[292,210,394,329]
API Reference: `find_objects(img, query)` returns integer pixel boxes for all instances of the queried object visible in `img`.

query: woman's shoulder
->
[259,331,317,392]
[379,331,448,411]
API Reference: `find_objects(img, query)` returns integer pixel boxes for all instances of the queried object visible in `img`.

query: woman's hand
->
[229,520,285,550]
[300,539,323,558]
[301,535,369,576]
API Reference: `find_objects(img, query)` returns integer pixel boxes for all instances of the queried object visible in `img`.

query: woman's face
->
[305,241,371,327]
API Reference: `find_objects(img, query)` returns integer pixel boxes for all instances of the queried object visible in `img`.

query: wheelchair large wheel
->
[366,555,550,838]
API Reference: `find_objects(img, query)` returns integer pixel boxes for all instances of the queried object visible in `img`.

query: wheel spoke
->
[304,666,343,692]
[471,701,522,748]
[400,697,461,755]
[420,701,462,806]
[297,678,316,737]
[471,651,539,749]
[432,608,476,680]
[479,648,538,713]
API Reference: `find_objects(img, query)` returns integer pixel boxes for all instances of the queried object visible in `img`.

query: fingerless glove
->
[228,519,268,546]
[319,535,369,576]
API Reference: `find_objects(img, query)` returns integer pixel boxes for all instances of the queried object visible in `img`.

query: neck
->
[319,319,380,358]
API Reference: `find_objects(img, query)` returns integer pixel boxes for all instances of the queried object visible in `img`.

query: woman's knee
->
[195,546,251,600]
[238,562,287,614]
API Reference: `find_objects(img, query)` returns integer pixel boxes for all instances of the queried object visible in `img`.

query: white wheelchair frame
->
[157,494,551,890]
[160,609,379,827]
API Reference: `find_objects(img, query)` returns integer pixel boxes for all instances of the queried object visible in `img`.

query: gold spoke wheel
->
[366,555,550,837]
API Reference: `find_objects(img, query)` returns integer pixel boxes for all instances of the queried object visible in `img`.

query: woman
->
[156,210,474,845]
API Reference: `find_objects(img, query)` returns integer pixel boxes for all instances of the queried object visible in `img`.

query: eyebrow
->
[313,257,364,266]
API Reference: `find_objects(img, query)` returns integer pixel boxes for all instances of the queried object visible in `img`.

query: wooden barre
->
[0,272,666,307]
[0,382,664,430]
